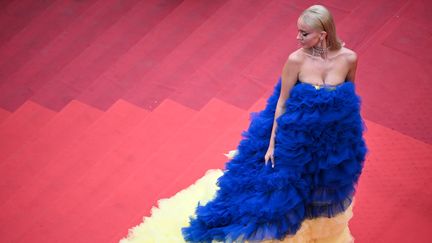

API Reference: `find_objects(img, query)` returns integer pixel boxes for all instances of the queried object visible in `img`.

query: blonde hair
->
[299,5,344,50]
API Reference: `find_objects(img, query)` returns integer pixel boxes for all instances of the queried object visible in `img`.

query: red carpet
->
[0,0,430,242]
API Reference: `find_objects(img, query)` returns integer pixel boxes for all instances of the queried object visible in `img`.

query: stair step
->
[0,101,56,161]
[0,107,11,124]
[157,97,266,201]
[0,100,103,204]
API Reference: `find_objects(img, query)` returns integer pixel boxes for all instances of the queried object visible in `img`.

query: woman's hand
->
[264,145,275,168]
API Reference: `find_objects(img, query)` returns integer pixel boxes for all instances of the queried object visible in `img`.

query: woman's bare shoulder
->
[340,47,358,63]
[286,48,306,65]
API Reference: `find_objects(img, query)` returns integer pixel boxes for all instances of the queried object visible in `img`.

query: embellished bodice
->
[295,80,350,91]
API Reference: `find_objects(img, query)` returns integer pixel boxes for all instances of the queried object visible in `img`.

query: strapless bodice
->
[295,80,350,90]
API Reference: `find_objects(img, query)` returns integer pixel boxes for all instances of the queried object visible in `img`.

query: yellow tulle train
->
[120,151,355,243]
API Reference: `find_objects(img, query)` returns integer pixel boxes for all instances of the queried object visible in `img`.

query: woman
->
[121,4,366,243]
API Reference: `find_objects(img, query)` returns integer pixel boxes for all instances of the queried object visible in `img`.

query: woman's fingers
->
[264,154,275,168]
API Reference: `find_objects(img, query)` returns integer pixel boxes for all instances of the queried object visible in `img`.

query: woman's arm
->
[268,53,301,147]
[346,51,358,83]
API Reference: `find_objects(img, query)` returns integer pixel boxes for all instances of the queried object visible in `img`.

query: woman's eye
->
[302,32,308,36]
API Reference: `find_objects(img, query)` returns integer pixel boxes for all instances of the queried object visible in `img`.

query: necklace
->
[311,45,330,57]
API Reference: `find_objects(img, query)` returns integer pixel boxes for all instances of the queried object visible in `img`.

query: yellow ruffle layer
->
[120,151,355,243]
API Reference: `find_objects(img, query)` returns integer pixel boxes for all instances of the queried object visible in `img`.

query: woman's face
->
[296,18,322,48]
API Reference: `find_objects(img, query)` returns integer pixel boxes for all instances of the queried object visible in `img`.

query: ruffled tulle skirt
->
[120,165,355,243]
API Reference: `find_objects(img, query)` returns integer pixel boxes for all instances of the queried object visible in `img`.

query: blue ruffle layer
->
[182,77,367,242]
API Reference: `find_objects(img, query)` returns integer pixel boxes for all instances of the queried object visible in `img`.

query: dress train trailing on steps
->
[120,77,367,242]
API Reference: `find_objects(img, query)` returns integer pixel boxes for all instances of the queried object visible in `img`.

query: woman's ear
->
[320,31,327,40]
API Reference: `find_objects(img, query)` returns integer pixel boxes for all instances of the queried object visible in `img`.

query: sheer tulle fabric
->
[120,78,365,242]
[120,168,355,243]
[181,79,366,242]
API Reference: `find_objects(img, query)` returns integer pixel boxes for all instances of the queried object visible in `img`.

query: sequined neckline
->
[296,80,349,90]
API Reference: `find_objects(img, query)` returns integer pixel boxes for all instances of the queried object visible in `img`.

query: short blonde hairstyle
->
[299,5,344,50]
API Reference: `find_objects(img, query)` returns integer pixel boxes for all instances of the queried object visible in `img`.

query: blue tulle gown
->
[181,77,367,242]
